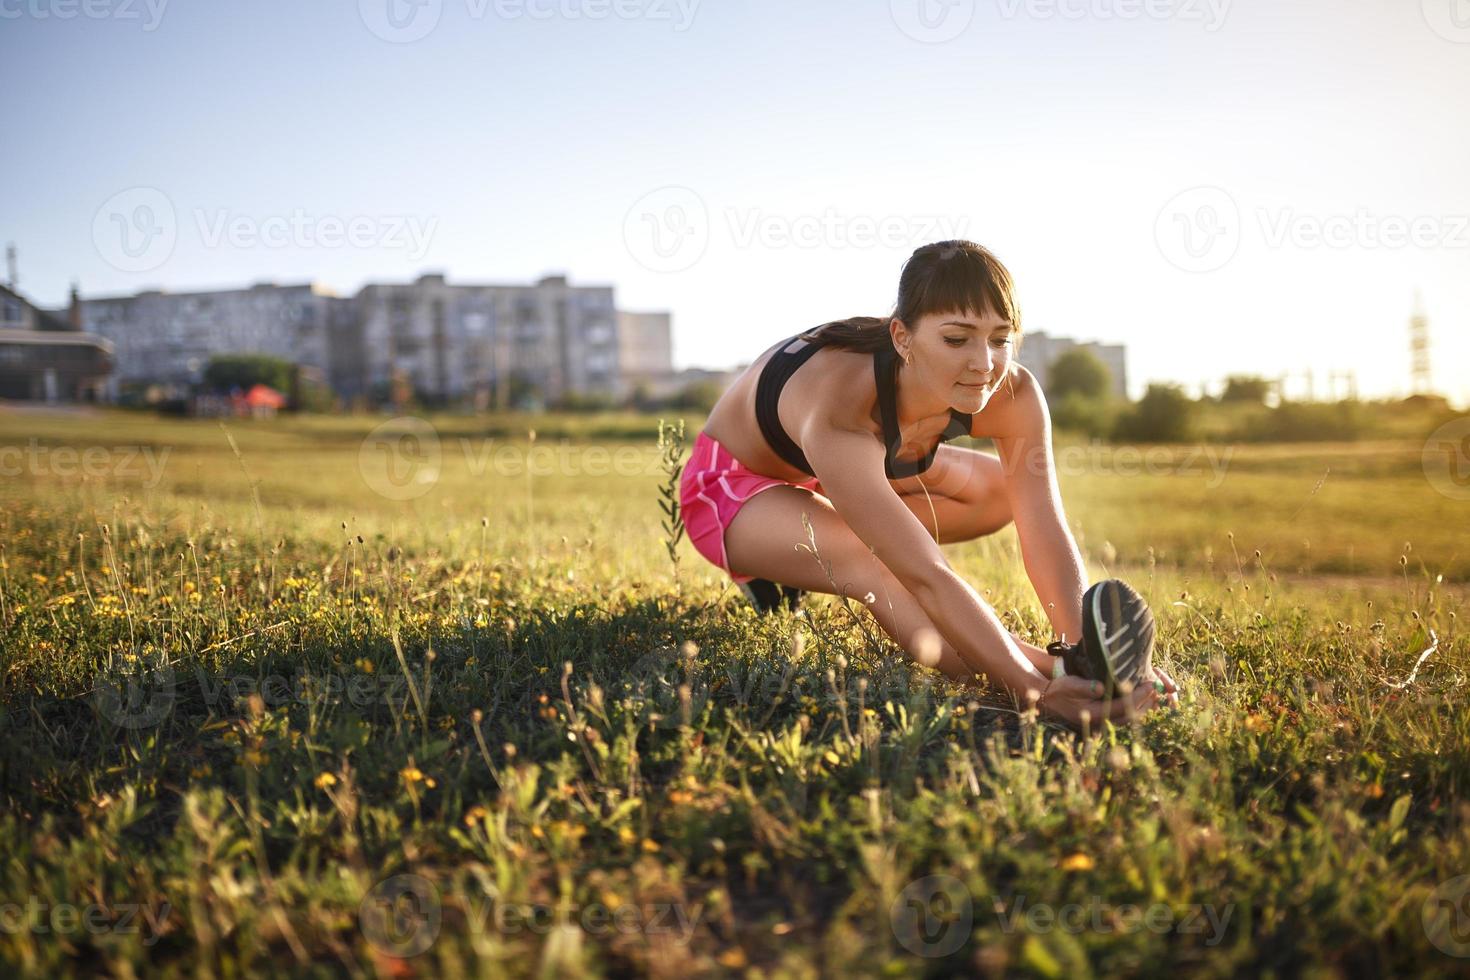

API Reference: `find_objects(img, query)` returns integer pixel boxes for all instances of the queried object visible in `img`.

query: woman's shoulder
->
[969,361,1044,439]
[788,342,881,429]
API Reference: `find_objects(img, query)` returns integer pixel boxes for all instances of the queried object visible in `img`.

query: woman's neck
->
[890,359,954,434]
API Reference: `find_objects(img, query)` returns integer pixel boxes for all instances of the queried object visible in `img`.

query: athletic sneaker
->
[1047,579,1156,698]
[739,578,804,615]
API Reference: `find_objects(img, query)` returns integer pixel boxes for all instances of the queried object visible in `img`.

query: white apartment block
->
[80,282,337,395]
[78,272,672,406]
[346,274,621,405]
[1016,330,1129,401]
[616,310,674,397]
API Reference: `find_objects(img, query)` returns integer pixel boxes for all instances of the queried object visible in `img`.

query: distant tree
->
[1045,349,1116,438]
[1046,349,1113,402]
[1113,383,1196,443]
[1221,375,1272,404]
[1237,400,1366,442]
[1050,392,1119,440]
[630,381,655,412]
[669,381,722,413]
[554,390,620,413]
[202,354,293,394]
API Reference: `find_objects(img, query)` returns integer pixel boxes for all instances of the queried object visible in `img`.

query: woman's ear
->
[888,317,909,354]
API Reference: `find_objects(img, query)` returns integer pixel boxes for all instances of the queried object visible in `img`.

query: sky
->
[2,0,1467,403]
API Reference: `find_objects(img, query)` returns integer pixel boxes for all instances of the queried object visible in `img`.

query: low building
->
[0,284,113,402]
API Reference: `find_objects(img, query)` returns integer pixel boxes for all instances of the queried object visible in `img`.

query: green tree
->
[1046,349,1116,439]
[1113,383,1196,443]
[670,381,722,413]
[202,354,294,393]
[1221,375,1272,404]
[1047,349,1113,401]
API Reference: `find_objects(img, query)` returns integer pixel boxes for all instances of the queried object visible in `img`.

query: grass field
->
[1,407,1468,977]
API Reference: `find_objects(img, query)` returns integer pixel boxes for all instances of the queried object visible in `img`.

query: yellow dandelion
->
[717,949,748,969]
[314,772,337,789]
[641,838,660,853]
[1059,853,1095,872]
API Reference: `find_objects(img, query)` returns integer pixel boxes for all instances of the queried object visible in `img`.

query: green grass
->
[0,408,1467,977]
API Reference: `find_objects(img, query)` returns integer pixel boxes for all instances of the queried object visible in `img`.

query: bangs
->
[903,244,1021,331]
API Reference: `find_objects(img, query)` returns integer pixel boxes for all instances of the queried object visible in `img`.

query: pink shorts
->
[679,430,824,584]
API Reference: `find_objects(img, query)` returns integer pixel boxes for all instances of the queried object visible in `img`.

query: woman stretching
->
[679,240,1178,728]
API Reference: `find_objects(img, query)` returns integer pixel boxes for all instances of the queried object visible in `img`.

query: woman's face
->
[905,307,1016,412]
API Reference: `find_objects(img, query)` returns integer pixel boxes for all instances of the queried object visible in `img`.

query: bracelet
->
[1036,677,1055,711]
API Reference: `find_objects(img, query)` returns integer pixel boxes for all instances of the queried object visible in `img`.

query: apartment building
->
[77,271,665,406]
[80,281,337,397]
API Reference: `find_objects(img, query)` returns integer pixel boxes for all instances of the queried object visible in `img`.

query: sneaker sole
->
[1083,580,1156,697]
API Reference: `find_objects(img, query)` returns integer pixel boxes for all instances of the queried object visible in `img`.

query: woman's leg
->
[723,483,999,684]
[889,445,1014,544]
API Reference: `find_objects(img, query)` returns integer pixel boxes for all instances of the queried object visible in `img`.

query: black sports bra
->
[754,332,973,481]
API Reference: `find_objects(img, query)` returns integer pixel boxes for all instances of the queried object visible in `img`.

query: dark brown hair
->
[798,240,1023,355]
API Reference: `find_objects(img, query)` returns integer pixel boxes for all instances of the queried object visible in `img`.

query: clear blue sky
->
[3,0,1466,402]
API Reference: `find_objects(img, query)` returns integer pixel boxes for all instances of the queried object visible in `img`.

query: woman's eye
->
[990,337,1012,348]
[944,337,966,347]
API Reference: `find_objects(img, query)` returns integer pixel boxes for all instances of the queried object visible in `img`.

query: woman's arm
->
[992,368,1179,708]
[993,366,1088,644]
[800,422,1049,695]
[798,417,1154,725]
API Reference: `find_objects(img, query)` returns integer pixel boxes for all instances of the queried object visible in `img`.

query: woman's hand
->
[1036,675,1161,731]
